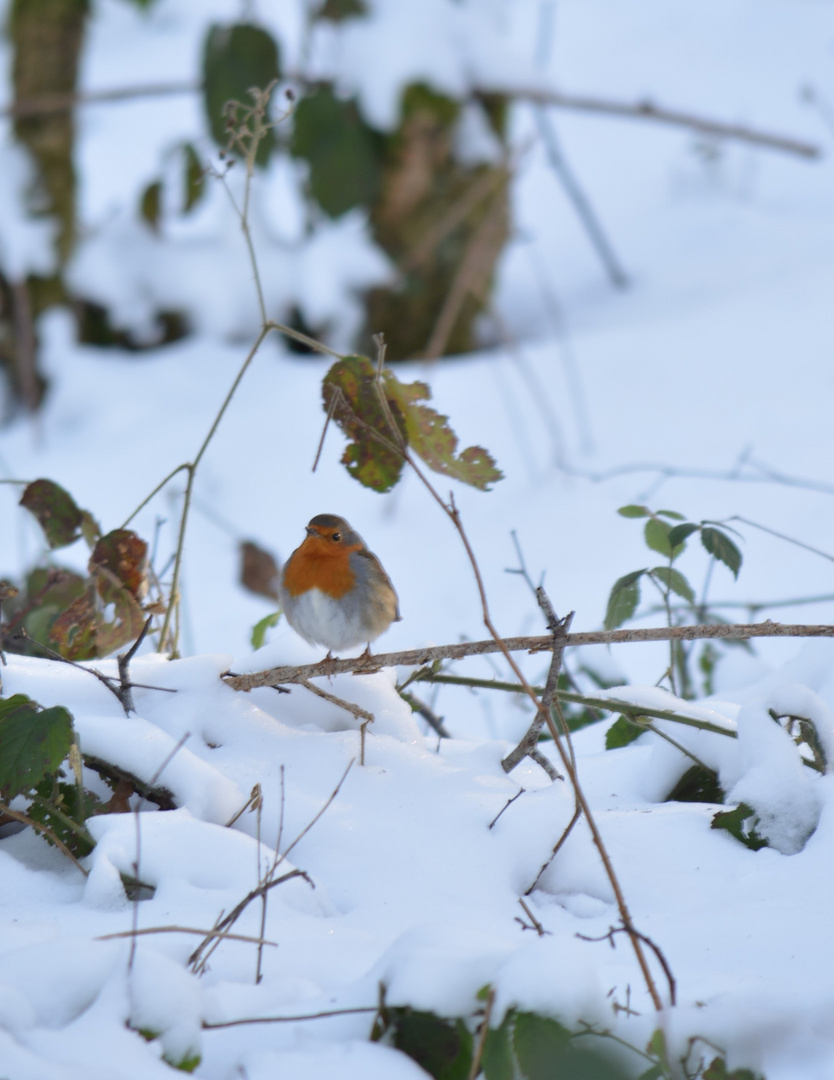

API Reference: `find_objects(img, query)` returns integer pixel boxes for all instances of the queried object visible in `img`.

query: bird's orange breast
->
[282,546,356,600]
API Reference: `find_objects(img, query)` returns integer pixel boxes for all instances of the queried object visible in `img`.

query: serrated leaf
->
[80,510,101,548]
[240,540,280,601]
[667,522,699,549]
[182,143,205,213]
[605,715,644,750]
[391,1009,473,1080]
[649,566,695,603]
[710,803,768,851]
[91,530,148,599]
[203,24,281,165]
[323,354,407,492]
[141,180,162,233]
[0,695,74,801]
[251,611,281,650]
[20,480,83,549]
[604,569,644,630]
[291,86,383,217]
[701,527,742,579]
[29,779,103,857]
[643,517,676,559]
[322,354,501,492]
[513,1013,571,1080]
[385,369,502,490]
[482,1014,514,1080]
[617,504,649,519]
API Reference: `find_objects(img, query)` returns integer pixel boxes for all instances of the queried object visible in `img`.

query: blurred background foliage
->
[0,0,512,411]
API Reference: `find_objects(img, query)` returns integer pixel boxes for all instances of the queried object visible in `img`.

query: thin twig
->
[468,986,496,1080]
[577,925,677,1007]
[524,804,582,896]
[299,680,374,765]
[203,1005,378,1029]
[492,85,822,159]
[97,926,276,946]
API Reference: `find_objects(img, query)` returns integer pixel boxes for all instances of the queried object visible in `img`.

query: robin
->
[280,514,401,655]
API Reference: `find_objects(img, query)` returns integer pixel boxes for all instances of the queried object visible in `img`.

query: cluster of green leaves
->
[3,479,153,661]
[605,506,744,699]
[322,353,502,492]
[606,506,742,632]
[0,694,101,858]
[371,997,762,1080]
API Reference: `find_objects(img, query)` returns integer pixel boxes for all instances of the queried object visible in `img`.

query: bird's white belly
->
[287,587,364,652]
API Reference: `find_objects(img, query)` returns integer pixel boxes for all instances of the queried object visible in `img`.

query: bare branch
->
[223,620,834,691]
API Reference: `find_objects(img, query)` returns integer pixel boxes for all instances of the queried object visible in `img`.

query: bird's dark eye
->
[332,532,341,542]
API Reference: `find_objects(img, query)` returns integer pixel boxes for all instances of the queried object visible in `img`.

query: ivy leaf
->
[701,527,742,579]
[649,566,695,603]
[20,479,83,549]
[617,504,650,519]
[0,695,74,801]
[203,24,281,165]
[710,803,768,851]
[605,715,644,750]
[604,569,644,630]
[291,86,383,218]
[667,522,699,549]
[251,611,281,650]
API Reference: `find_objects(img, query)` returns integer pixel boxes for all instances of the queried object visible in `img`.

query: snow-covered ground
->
[2,0,834,1076]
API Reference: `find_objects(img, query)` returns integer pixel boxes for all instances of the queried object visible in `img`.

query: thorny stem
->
[361,348,665,1011]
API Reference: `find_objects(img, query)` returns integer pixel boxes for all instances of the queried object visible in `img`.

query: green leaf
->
[667,522,699,549]
[323,354,407,492]
[140,180,162,233]
[617,505,649,519]
[391,1009,473,1080]
[636,1068,665,1080]
[80,510,101,548]
[203,24,281,165]
[322,354,501,492]
[20,479,83,549]
[482,1014,514,1080]
[513,1013,629,1080]
[643,517,677,559]
[316,0,368,19]
[385,370,502,490]
[655,509,685,520]
[665,764,723,804]
[513,1012,571,1080]
[182,143,205,213]
[605,715,644,750]
[291,86,383,217]
[29,779,103,857]
[710,803,768,851]
[649,566,695,603]
[604,569,644,630]
[251,611,281,649]
[701,527,742,579]
[0,695,74,801]
[703,1058,762,1080]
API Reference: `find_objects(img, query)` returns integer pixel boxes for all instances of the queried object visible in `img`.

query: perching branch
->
[222,620,834,691]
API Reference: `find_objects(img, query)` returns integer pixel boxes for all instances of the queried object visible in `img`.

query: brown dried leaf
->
[240,541,280,601]
[90,530,148,600]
